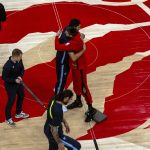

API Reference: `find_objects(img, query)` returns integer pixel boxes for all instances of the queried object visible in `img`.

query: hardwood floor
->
[0,0,150,149]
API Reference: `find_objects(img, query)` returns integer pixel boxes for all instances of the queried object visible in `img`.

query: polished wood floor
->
[0,0,150,150]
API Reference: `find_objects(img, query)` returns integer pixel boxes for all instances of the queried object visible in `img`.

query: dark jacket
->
[2,57,24,85]
[56,27,71,66]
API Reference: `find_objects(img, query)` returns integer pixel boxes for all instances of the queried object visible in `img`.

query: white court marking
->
[1,22,150,54]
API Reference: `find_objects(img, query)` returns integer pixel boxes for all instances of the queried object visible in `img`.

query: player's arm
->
[63,118,70,133]
[68,44,86,62]
[55,36,83,52]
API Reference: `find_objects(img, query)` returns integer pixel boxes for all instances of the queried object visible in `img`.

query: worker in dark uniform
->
[0,3,6,30]
[2,49,29,127]
[44,89,81,150]
[55,19,81,96]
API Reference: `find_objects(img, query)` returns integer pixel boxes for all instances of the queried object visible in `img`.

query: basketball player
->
[55,19,82,96]
[55,27,97,122]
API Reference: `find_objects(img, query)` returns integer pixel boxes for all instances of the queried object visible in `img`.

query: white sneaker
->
[15,111,29,119]
[5,118,16,127]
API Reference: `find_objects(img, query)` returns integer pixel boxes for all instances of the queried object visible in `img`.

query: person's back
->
[68,33,86,70]
[55,27,72,95]
[56,27,71,66]
[46,98,64,138]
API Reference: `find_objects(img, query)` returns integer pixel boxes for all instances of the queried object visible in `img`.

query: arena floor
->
[0,0,150,149]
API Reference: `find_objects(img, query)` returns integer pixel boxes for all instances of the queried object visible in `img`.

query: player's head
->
[56,90,73,105]
[12,48,23,62]
[65,26,78,38]
[69,18,81,31]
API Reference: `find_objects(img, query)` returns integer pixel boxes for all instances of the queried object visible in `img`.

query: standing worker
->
[2,49,29,127]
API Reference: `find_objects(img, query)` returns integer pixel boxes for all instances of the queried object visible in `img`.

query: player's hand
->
[80,33,85,39]
[15,78,21,84]
[58,143,65,150]
[83,43,86,51]
[17,76,22,81]
[57,29,62,37]
[64,121,70,133]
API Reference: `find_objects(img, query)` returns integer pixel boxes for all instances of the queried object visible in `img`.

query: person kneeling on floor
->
[44,89,81,150]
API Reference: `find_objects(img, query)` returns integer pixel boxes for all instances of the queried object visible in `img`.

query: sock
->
[88,103,92,110]
[88,104,94,112]
[76,95,81,102]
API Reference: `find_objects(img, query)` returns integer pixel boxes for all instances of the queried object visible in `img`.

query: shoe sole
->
[85,110,97,122]
[85,110,96,117]
[15,115,29,119]
[5,122,16,127]
[85,119,92,123]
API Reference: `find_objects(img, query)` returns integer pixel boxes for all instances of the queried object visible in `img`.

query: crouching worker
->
[44,89,81,150]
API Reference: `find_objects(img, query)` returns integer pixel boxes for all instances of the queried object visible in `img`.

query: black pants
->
[55,64,70,95]
[44,122,81,150]
[5,84,24,120]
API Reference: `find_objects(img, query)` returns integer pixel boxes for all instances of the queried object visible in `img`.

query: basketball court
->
[0,0,150,149]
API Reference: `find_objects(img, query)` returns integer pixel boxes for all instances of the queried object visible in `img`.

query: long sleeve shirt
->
[55,33,86,69]
[2,57,24,84]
